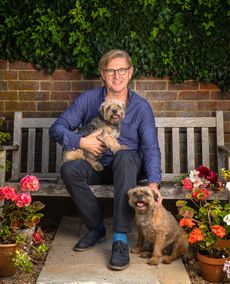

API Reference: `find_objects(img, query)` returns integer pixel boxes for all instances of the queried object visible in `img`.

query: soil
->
[0,216,229,284]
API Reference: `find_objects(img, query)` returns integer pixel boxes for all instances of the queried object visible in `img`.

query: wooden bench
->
[1,110,230,201]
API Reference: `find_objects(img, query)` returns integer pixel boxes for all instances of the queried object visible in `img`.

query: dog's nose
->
[112,109,117,114]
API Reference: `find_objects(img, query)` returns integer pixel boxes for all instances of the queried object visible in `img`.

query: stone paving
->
[37,216,191,284]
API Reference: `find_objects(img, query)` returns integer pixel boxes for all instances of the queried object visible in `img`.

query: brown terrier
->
[62,99,127,171]
[128,186,188,265]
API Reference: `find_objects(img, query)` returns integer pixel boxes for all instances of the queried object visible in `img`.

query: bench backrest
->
[11,111,225,182]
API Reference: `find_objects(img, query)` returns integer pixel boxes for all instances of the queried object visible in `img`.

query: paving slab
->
[37,216,191,284]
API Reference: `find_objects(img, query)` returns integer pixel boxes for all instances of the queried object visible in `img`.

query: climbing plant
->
[0,0,229,91]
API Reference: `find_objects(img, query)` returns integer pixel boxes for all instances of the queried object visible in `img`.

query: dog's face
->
[128,187,156,213]
[100,99,125,125]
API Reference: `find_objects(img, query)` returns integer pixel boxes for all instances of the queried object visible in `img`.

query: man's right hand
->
[79,129,105,156]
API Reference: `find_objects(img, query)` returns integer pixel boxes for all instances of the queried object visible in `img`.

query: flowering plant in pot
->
[0,175,47,275]
[176,166,230,282]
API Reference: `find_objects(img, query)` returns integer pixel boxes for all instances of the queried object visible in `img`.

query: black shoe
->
[109,241,130,270]
[73,227,106,252]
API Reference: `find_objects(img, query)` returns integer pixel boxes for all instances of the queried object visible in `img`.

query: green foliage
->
[0,0,229,91]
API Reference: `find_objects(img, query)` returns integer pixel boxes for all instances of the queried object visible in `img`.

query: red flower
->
[182,177,193,190]
[20,175,40,192]
[15,193,32,207]
[211,225,226,238]
[32,228,43,244]
[192,188,210,201]
[188,227,204,244]
[196,166,211,178]
[179,218,195,228]
[0,186,17,201]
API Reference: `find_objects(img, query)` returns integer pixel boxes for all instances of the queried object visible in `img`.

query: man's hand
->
[79,129,105,156]
[148,182,162,206]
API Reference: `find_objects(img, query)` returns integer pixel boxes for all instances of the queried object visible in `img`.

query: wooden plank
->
[172,128,180,173]
[187,128,195,171]
[56,143,62,173]
[27,128,36,172]
[201,128,210,167]
[155,117,216,128]
[0,150,6,186]
[157,127,165,174]
[41,129,49,174]
[12,112,22,180]
[216,110,224,146]
[21,118,56,128]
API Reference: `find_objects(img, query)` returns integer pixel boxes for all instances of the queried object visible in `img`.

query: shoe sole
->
[108,262,130,271]
[73,235,106,252]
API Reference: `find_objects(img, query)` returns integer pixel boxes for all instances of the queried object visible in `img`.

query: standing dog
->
[62,99,127,171]
[128,186,188,265]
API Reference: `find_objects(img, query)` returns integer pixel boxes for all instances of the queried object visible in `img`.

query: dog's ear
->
[100,102,105,117]
[127,188,134,199]
[153,192,159,202]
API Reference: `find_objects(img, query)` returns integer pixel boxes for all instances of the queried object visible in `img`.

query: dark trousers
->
[61,150,142,232]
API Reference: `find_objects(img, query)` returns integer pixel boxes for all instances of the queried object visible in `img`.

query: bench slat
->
[157,127,165,173]
[27,128,36,172]
[172,128,180,173]
[41,129,49,174]
[187,128,195,171]
[201,128,210,167]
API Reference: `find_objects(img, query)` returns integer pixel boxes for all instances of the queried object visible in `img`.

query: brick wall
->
[0,60,230,145]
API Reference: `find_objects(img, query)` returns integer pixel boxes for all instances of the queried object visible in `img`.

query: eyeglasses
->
[103,67,132,76]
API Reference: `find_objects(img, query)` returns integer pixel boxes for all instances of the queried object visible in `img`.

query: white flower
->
[226,182,230,191]
[189,170,200,182]
[223,261,230,279]
[223,214,230,226]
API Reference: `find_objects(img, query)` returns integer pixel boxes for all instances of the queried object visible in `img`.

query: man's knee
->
[113,150,141,169]
[61,160,88,180]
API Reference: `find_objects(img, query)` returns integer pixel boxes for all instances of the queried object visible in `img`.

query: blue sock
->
[113,232,128,244]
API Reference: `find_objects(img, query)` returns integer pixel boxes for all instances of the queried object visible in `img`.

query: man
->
[49,49,162,270]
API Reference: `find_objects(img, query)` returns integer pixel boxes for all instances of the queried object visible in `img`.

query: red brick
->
[9,61,34,70]
[198,101,230,111]
[138,76,170,81]
[8,81,39,90]
[0,91,18,100]
[211,91,230,100]
[168,81,199,90]
[40,82,53,91]
[136,81,167,91]
[0,61,7,70]
[51,92,80,101]
[0,102,5,111]
[165,101,198,111]
[149,101,165,111]
[52,70,82,80]
[200,82,220,91]
[53,81,71,91]
[37,102,68,111]
[5,101,36,111]
[178,91,210,100]
[19,91,49,101]
[0,71,17,80]
[0,81,7,90]
[146,91,177,101]
[72,81,102,91]
[19,70,50,80]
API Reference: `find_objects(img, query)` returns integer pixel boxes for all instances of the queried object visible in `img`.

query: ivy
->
[0,0,229,91]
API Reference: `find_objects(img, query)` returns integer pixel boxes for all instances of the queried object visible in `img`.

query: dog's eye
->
[144,192,150,196]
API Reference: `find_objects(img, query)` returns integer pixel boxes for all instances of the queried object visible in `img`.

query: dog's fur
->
[128,186,188,265]
[62,99,127,171]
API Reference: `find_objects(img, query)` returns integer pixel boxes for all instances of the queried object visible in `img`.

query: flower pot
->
[215,239,230,250]
[0,243,17,276]
[16,226,35,242]
[197,251,230,282]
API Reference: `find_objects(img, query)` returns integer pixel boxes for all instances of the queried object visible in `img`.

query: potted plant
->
[0,175,47,276]
[176,166,230,282]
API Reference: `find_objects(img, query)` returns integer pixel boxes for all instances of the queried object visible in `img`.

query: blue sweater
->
[49,87,161,184]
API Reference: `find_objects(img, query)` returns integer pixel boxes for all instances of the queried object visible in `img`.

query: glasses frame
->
[103,66,132,76]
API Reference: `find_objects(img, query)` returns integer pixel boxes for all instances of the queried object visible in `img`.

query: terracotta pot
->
[215,239,230,250]
[197,251,230,282]
[0,243,17,277]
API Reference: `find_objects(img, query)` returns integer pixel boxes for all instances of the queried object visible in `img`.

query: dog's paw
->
[147,256,159,266]
[162,256,173,264]
[92,162,104,171]
[130,247,142,254]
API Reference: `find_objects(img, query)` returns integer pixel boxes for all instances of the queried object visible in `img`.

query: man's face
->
[101,57,133,95]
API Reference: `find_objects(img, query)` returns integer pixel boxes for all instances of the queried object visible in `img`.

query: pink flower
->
[20,175,40,192]
[32,228,43,244]
[0,186,17,201]
[182,177,193,190]
[15,193,32,207]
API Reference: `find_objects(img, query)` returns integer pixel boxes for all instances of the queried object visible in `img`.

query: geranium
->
[176,166,230,258]
[0,175,47,273]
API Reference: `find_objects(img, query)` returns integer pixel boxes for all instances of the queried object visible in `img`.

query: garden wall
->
[0,60,230,150]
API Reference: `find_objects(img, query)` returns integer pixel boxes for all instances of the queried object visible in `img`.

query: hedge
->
[0,0,229,91]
